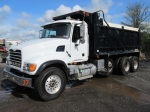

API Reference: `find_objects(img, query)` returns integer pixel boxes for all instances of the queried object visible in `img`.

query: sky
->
[0,0,149,40]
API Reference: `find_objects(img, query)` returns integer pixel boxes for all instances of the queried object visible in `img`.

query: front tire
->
[113,58,120,74]
[34,67,66,101]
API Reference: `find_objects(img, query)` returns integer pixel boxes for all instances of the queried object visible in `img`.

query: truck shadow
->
[1,79,86,101]
[93,72,120,78]
[1,79,43,101]
[0,74,119,101]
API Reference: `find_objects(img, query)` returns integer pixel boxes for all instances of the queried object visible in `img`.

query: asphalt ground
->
[0,62,150,112]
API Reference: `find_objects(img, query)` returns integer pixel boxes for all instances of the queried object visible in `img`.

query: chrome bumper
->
[3,68,32,88]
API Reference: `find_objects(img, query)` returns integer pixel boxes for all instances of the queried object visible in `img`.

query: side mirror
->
[80,25,84,37]
[39,30,43,38]
[80,21,85,38]
[80,22,86,44]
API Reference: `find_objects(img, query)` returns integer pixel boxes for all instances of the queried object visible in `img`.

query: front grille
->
[9,49,22,68]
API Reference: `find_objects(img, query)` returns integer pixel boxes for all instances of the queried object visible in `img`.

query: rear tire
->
[34,67,66,101]
[113,58,120,74]
[130,56,139,72]
[119,57,130,75]
[107,59,114,75]
[103,59,114,76]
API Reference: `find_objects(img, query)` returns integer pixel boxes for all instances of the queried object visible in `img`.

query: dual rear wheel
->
[115,56,139,75]
[119,57,130,75]
[130,56,139,72]
[107,56,139,76]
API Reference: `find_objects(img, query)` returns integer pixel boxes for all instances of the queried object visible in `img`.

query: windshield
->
[41,23,71,39]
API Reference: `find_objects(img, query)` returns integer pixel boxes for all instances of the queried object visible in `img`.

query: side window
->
[72,25,81,42]
[50,30,56,36]
[45,30,56,38]
[45,30,50,38]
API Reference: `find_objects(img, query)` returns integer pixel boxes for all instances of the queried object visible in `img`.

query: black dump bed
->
[53,10,140,57]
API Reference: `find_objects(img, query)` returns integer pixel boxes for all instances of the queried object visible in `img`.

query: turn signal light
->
[29,64,37,72]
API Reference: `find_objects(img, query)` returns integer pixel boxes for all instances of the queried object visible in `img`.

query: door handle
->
[75,44,78,47]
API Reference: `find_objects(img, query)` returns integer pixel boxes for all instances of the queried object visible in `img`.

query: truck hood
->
[10,38,68,50]
[10,38,69,63]
[8,38,70,74]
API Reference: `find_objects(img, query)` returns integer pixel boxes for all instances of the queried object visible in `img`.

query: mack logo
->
[10,61,21,67]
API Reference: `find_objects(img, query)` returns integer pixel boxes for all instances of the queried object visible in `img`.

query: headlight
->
[23,62,37,72]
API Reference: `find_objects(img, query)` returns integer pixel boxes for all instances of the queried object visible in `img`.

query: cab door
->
[70,25,88,62]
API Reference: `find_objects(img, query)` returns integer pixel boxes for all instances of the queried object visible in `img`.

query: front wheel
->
[34,67,67,101]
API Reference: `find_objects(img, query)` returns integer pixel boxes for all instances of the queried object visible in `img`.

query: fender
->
[35,60,70,84]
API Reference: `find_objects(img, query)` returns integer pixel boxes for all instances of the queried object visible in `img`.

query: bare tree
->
[122,2,150,28]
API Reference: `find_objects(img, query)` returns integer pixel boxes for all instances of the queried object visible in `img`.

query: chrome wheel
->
[134,60,138,70]
[124,61,130,72]
[108,61,113,72]
[120,57,130,75]
[45,75,61,94]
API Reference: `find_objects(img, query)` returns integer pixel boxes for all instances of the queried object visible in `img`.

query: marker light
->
[23,63,37,72]
[29,64,37,72]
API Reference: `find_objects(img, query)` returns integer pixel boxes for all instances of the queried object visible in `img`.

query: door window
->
[72,25,81,42]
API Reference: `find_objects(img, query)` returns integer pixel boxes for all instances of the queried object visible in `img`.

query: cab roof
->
[42,20,82,27]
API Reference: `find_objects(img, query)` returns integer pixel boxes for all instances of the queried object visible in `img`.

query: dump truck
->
[3,10,140,101]
[0,38,22,62]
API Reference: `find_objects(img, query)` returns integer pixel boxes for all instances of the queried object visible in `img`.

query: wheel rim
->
[108,61,113,72]
[124,61,130,72]
[134,60,138,70]
[45,75,61,94]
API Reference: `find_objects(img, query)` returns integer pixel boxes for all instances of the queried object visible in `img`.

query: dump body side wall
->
[93,26,140,55]
[90,12,140,58]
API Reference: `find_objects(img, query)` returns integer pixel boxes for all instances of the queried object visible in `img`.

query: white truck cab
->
[6,20,88,75]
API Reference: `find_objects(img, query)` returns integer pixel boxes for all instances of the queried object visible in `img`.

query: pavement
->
[0,62,150,112]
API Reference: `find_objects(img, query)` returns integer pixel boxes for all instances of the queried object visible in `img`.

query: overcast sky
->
[0,0,149,40]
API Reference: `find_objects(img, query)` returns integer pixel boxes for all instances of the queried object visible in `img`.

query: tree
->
[122,1,150,60]
[141,23,150,58]
[122,2,150,28]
